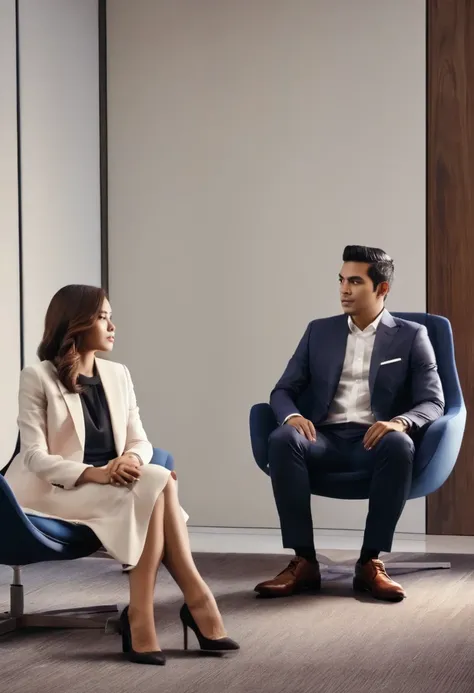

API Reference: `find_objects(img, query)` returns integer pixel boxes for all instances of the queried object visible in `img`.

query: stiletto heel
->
[179,603,240,653]
[119,606,166,665]
[183,622,189,650]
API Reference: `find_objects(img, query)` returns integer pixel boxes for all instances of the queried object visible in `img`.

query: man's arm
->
[399,325,445,430]
[270,323,312,424]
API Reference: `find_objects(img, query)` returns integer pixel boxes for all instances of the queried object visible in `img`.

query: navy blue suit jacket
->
[270,311,445,431]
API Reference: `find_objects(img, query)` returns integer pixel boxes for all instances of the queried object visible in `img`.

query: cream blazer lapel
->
[55,358,127,457]
[95,358,127,456]
[56,373,86,452]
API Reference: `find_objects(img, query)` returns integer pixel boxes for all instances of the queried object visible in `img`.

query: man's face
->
[338,261,387,316]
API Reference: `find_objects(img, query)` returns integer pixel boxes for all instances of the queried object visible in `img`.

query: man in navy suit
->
[255,245,444,602]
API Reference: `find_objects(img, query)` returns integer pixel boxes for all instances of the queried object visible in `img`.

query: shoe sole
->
[352,577,406,602]
[255,581,322,599]
[198,646,241,653]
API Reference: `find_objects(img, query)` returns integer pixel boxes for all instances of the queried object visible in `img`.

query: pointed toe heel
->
[119,606,166,666]
[179,603,240,653]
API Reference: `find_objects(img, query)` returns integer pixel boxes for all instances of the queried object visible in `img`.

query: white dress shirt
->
[322,311,384,425]
[283,309,409,428]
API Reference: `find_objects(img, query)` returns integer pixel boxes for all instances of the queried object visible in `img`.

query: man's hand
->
[363,420,406,450]
[286,415,317,442]
[107,454,142,486]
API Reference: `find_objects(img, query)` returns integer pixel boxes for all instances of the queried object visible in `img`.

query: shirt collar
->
[348,308,386,335]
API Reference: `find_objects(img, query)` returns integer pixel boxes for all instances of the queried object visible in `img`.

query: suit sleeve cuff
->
[282,413,301,425]
[391,416,413,432]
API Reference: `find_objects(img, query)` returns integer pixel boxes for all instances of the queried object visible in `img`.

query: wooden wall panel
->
[427,0,474,534]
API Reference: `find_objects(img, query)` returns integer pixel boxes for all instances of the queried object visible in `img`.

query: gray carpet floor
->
[1,551,474,693]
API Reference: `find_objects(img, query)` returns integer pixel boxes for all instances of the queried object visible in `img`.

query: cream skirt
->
[22,464,188,567]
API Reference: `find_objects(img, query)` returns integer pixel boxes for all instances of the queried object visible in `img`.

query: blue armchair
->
[0,444,174,636]
[249,313,466,571]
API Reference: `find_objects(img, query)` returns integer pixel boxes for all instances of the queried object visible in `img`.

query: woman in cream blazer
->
[6,284,239,665]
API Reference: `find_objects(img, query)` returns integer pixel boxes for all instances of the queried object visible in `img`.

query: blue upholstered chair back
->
[392,313,463,411]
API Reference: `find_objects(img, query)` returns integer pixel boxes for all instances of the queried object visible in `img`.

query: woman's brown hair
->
[37,284,107,393]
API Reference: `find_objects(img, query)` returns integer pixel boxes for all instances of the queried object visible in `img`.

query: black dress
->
[77,373,117,467]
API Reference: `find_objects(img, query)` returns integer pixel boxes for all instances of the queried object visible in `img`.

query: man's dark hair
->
[343,245,394,292]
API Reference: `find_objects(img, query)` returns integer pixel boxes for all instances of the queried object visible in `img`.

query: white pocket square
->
[380,358,402,366]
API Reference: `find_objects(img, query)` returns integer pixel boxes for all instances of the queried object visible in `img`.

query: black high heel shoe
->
[179,603,240,652]
[119,606,166,665]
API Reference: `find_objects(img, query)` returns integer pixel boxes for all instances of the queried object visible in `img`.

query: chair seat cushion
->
[27,514,101,551]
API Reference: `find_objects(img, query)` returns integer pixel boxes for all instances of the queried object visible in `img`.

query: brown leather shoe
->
[353,559,406,602]
[254,557,321,598]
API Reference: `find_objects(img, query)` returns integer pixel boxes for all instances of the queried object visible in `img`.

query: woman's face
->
[81,298,115,353]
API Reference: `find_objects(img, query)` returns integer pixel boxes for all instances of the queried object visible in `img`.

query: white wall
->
[0,0,21,464]
[19,0,101,366]
[107,0,426,532]
[0,0,101,471]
